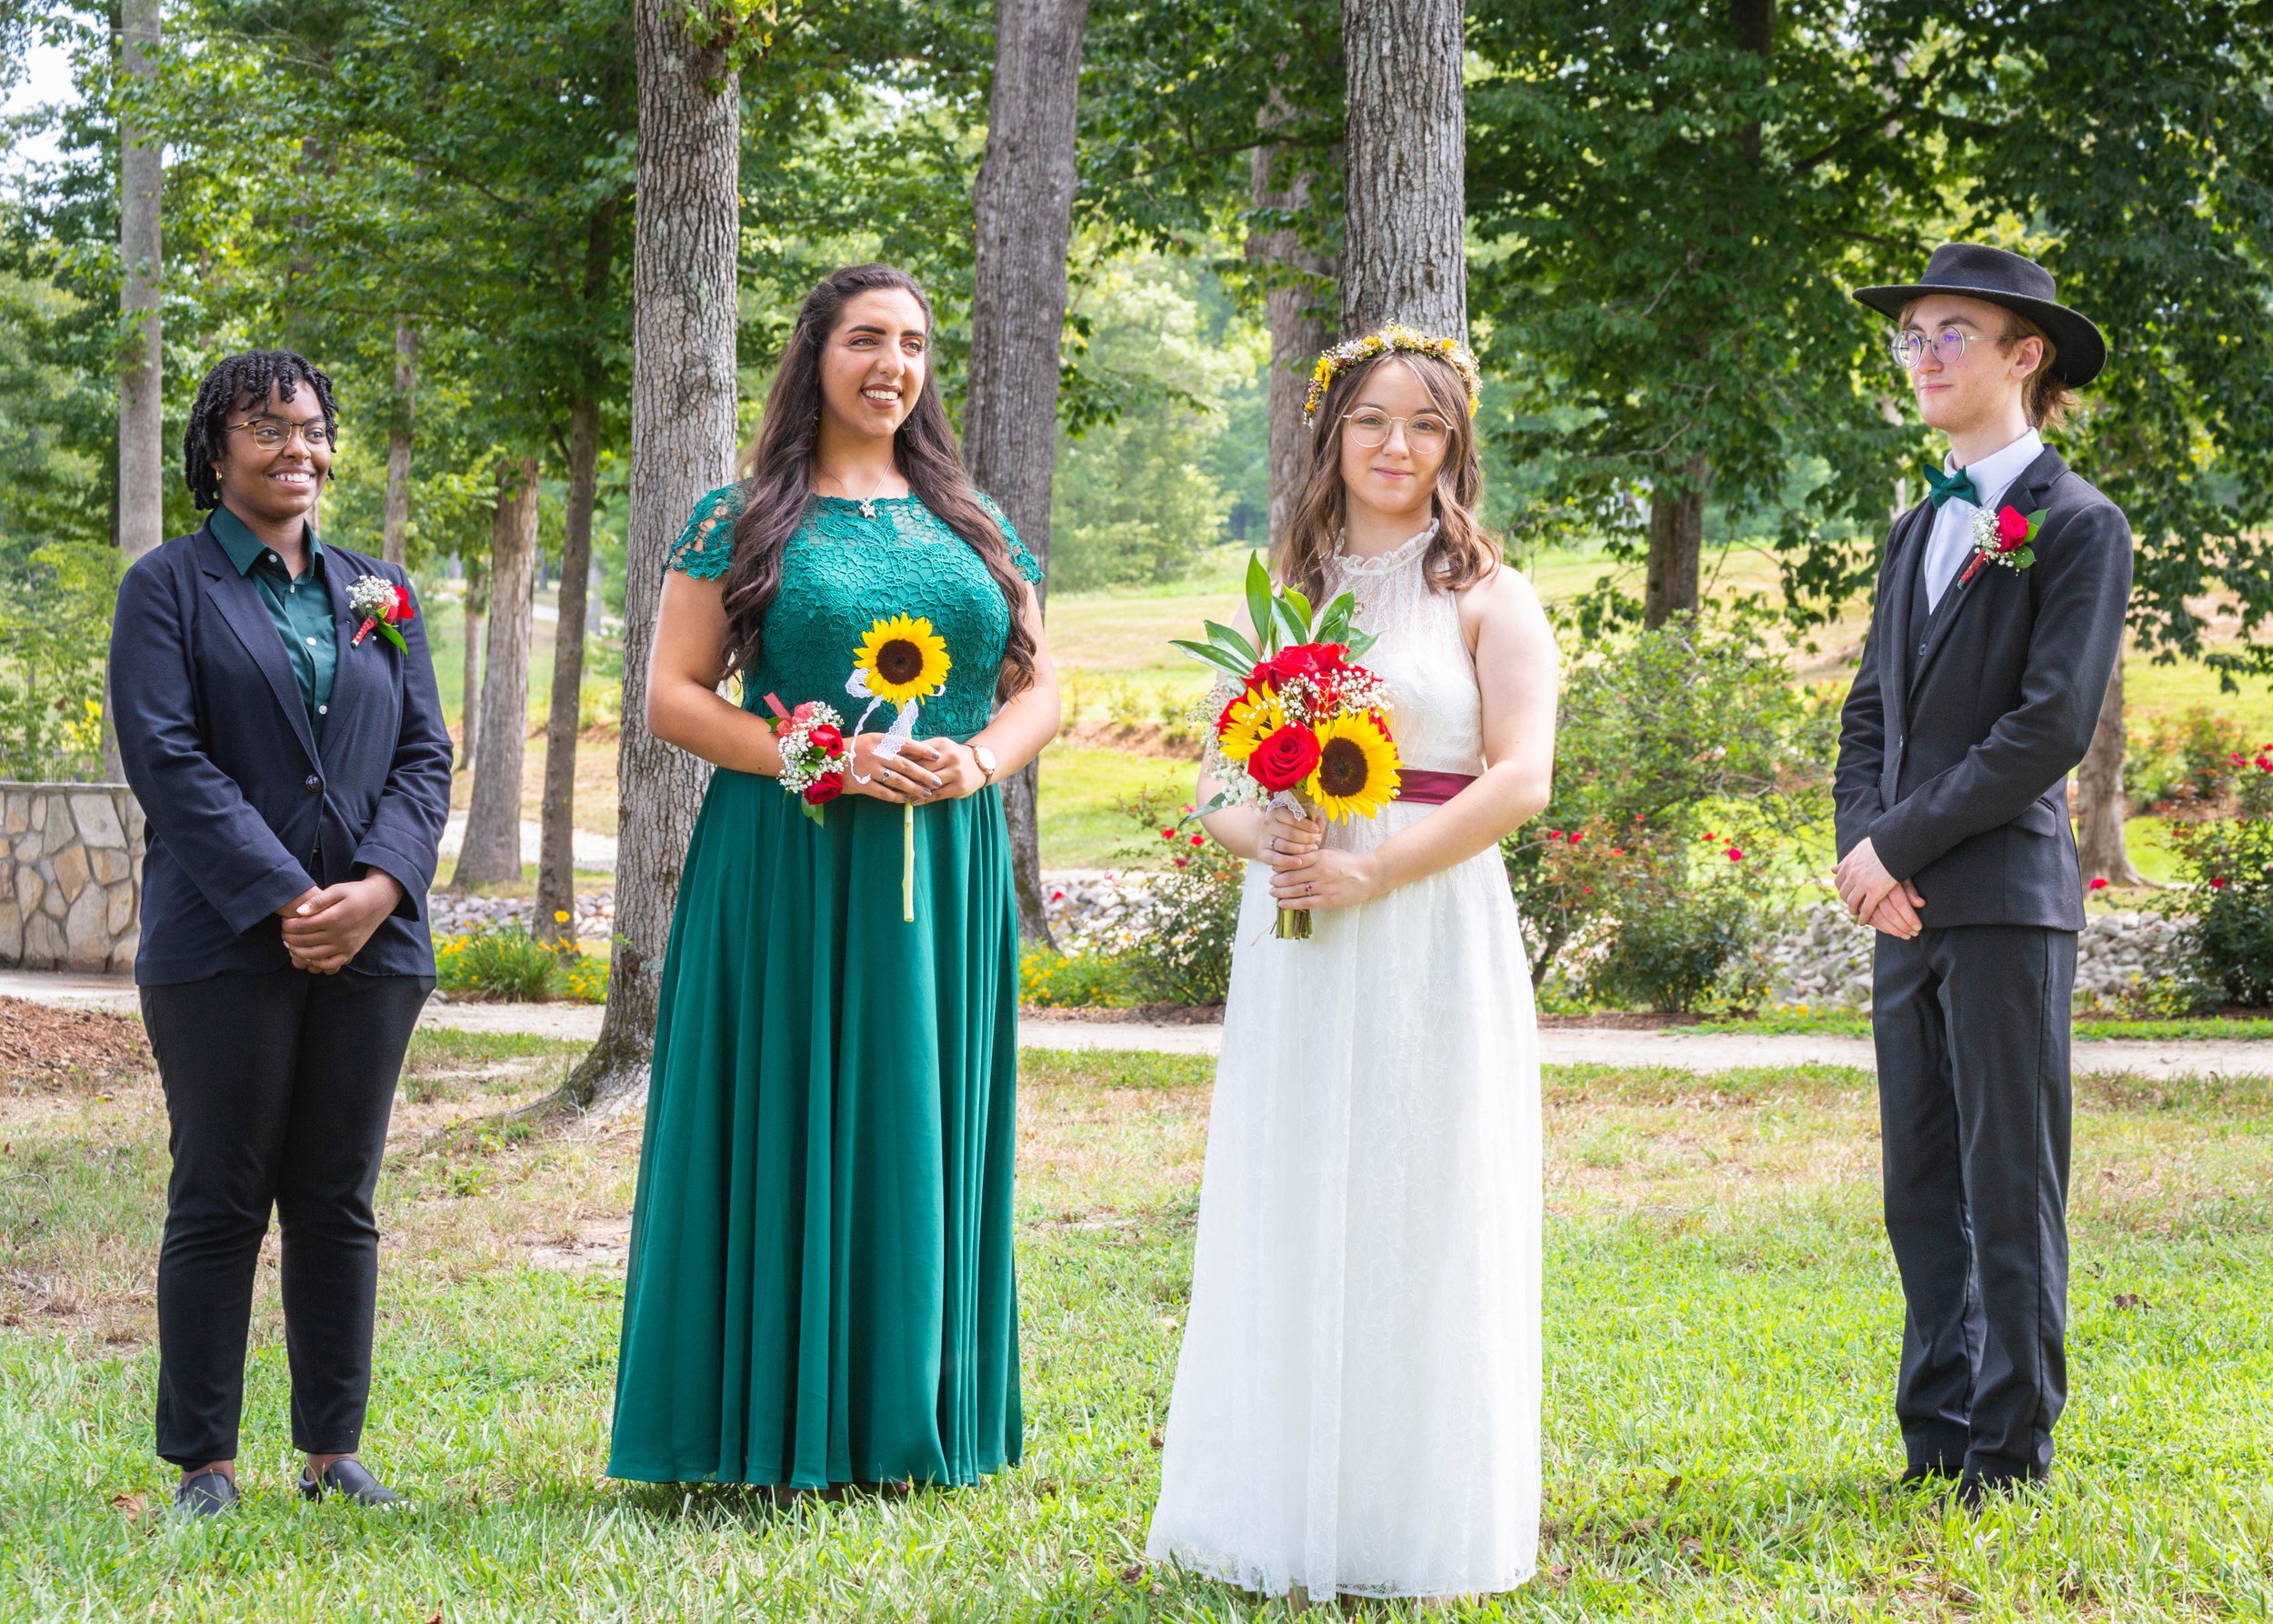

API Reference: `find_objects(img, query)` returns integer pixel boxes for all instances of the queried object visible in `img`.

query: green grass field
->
[5,1037,2271,1619]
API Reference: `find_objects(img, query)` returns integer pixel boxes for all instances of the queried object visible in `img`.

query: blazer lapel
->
[1879,501,1929,715]
[321,558,374,765]
[198,527,321,768]
[1908,445,2068,700]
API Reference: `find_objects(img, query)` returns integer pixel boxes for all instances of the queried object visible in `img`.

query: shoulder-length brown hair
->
[1276,348,1497,606]
[719,263,1037,698]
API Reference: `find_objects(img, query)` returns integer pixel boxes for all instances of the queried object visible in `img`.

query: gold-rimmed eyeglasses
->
[225,417,334,451]
[1340,409,1452,452]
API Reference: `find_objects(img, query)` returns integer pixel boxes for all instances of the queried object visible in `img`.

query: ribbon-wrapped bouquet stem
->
[1176,555,1404,940]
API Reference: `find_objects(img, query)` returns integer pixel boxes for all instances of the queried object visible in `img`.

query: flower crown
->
[1303,324,1482,426]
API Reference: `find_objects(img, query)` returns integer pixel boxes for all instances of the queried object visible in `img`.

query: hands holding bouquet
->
[1176,556,1404,938]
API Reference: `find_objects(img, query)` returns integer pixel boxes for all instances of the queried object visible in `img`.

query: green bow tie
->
[1923,462,1980,509]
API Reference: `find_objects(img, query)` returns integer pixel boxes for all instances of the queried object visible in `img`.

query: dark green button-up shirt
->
[211,504,337,741]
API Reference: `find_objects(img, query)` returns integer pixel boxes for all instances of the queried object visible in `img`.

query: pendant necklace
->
[821,465,894,519]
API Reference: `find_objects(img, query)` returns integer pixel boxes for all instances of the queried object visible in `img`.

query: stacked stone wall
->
[0,783,144,974]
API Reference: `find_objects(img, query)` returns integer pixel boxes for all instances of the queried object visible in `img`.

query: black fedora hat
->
[1852,242,2106,387]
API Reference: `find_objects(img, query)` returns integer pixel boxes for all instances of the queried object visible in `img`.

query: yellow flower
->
[1305,712,1400,823]
[853,614,952,706]
[554,910,570,923]
[1217,685,1286,763]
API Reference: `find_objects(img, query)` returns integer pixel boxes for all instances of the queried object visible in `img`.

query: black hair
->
[182,349,341,510]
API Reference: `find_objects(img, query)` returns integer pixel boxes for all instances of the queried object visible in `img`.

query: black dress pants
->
[140,967,430,1469]
[1871,924,2075,1483]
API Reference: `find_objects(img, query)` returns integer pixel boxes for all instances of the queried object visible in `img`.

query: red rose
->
[1248,723,1322,792]
[1161,827,1178,841]
[808,723,844,755]
[2211,876,2230,889]
[1727,847,1745,862]
[804,772,844,806]
[2089,877,2109,890]
[1190,833,1205,847]
[1996,506,2031,549]
[390,584,416,621]
[1267,641,1349,688]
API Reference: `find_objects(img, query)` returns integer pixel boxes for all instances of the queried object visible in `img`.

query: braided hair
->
[182,349,341,511]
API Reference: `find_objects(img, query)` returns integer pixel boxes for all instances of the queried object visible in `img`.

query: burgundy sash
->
[1397,768,1477,806]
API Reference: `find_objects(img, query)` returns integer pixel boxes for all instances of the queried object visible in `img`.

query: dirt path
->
[5,971,2268,1078]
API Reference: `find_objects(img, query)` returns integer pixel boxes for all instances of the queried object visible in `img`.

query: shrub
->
[556,947,611,1004]
[1020,946,1138,1008]
[2126,707,2254,818]
[435,923,588,1002]
[1506,606,1832,1011]
[2166,754,2273,1008]
[1114,791,1242,1006]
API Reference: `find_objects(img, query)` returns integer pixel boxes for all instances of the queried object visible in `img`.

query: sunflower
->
[1216,685,1286,763]
[854,614,952,705]
[1304,713,1400,823]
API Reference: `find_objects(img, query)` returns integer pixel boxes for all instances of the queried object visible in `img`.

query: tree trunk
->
[962,0,1089,946]
[452,456,539,887]
[117,0,163,566]
[1644,456,1707,628]
[559,0,736,1110]
[2076,650,2146,886]
[1340,0,1465,336]
[383,316,416,566]
[457,560,486,776]
[1248,91,1337,552]
[536,396,601,947]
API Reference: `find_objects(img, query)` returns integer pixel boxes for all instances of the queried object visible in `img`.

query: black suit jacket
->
[110,524,454,984]
[1834,446,2132,931]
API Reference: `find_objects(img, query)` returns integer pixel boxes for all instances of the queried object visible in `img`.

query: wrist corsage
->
[763,694,850,823]
[347,575,416,652]
[1958,503,2047,588]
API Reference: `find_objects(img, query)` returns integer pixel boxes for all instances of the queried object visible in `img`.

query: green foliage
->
[0,537,117,781]
[2126,707,2268,818]
[1017,945,1137,1009]
[2167,760,2273,1009]
[1113,791,1242,1006]
[433,923,603,1003]
[1509,606,1835,1009]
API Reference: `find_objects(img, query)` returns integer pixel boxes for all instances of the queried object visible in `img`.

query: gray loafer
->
[297,1458,407,1508]
[174,1469,238,1519]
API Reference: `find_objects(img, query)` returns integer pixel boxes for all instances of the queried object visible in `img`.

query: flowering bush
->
[435,922,608,1003]
[2125,707,2258,819]
[1019,945,1138,1008]
[2165,752,2273,1008]
[1507,606,1834,1012]
[1113,791,1244,1005]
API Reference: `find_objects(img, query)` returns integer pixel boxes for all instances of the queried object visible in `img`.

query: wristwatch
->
[972,744,998,787]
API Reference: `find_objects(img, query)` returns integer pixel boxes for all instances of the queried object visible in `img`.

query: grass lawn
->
[5,1038,2272,1619]
[1037,745,1198,870]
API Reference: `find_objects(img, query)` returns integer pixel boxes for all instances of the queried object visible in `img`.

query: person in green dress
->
[608,263,1061,1490]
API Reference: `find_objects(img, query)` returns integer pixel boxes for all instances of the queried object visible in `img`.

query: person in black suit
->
[1835,246,2132,1505]
[109,351,452,1517]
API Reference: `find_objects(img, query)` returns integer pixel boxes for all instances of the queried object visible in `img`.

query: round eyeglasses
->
[1340,409,1451,452]
[1888,327,2005,372]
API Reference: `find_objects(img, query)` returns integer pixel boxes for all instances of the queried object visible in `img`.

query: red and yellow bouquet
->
[1176,555,1402,938]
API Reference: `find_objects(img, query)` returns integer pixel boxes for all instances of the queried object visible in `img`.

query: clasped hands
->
[276,870,405,974]
[846,732,987,805]
[1257,804,1380,912]
[1835,837,1925,939]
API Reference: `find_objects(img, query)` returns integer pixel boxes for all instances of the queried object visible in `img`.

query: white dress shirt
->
[1921,428,2044,611]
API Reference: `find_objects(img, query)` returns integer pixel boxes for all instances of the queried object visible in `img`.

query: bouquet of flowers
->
[1174,554,1403,939]
[762,694,851,824]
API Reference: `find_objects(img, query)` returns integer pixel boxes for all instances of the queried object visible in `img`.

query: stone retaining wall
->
[0,783,145,974]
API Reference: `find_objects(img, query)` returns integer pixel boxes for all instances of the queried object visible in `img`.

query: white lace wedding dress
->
[1146,527,1543,1599]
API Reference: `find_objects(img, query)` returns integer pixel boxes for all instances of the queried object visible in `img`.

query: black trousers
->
[1872,924,2075,1482]
[140,968,430,1469]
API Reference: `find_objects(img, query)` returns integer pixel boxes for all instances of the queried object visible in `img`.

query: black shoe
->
[298,1458,407,1509]
[1955,1469,2038,1511]
[1900,1460,1959,1489]
[174,1469,238,1519]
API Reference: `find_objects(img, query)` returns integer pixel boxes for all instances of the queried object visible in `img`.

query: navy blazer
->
[1834,446,2133,931]
[110,522,454,984]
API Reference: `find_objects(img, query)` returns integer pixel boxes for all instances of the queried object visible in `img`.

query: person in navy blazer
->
[109,350,451,1518]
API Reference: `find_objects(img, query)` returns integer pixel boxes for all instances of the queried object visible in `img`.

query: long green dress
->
[607,485,1038,1488]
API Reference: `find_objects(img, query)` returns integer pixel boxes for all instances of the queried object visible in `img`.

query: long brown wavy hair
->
[1277,348,1497,606]
[720,264,1037,698]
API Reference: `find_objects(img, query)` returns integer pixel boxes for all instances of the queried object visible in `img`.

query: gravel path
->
[3,971,2266,1079]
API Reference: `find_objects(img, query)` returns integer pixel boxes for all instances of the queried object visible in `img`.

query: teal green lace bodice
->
[667,483,1042,742]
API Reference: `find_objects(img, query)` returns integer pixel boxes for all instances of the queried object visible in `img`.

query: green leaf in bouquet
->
[1315,592,1357,646]
[1277,586,1314,645]
[1346,627,1382,659]
[2011,546,2037,568]
[1244,553,1277,657]
[1203,619,1259,668]
[1182,787,1235,823]
[1171,637,1256,678]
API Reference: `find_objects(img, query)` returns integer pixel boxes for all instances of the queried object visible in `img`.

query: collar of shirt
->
[1942,428,2045,516]
[210,503,324,577]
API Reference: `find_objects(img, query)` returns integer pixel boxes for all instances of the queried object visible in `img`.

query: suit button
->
[1896,733,1904,749]
[305,774,321,790]
[1918,642,1928,657]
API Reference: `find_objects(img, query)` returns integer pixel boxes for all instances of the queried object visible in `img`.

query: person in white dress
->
[1146,329,1559,1603]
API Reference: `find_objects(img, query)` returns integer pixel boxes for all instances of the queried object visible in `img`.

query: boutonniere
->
[347,575,416,652]
[1958,504,2048,589]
